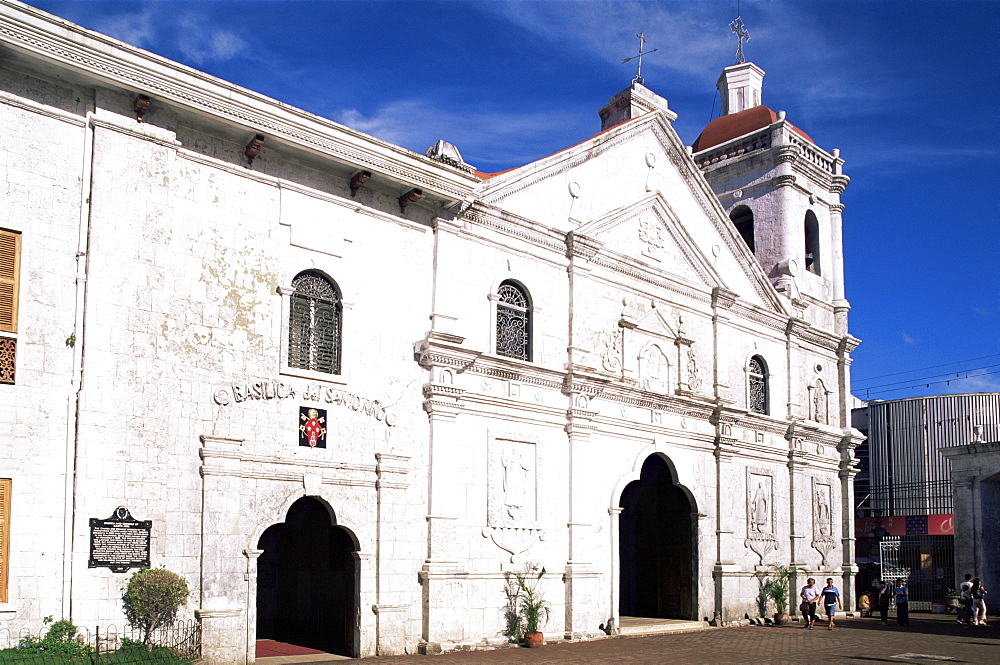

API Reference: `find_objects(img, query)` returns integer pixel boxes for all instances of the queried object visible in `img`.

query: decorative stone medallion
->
[485,431,545,562]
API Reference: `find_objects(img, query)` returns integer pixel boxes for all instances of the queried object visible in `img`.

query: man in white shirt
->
[959,573,973,625]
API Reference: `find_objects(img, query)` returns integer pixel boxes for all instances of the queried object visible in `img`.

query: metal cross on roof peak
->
[729,16,750,64]
[621,31,658,85]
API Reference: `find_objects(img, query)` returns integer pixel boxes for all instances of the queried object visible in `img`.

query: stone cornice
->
[0,1,478,202]
[462,205,567,254]
[939,440,1000,460]
[786,318,843,352]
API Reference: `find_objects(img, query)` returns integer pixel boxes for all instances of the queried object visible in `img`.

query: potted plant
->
[510,563,550,647]
[945,588,961,613]
[761,564,799,625]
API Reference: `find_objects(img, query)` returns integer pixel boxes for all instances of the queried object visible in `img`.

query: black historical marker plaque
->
[88,506,151,573]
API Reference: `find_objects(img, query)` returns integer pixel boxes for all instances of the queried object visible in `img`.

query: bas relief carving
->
[485,433,544,562]
[638,215,666,257]
[686,348,702,393]
[745,470,777,563]
[638,344,671,394]
[598,325,623,373]
[809,379,829,425]
[812,479,836,566]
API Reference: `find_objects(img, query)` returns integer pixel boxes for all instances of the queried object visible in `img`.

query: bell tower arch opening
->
[729,205,756,254]
[256,497,358,657]
[618,455,697,620]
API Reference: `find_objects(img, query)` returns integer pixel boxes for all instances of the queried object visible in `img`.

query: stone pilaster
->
[563,404,603,639]
[420,381,466,648]
[196,608,244,665]
[374,453,411,655]
[242,549,262,664]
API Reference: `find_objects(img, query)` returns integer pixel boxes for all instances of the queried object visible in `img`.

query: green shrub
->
[122,568,190,645]
[1,615,90,660]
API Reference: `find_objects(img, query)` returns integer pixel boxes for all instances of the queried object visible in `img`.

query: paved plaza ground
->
[338,613,996,664]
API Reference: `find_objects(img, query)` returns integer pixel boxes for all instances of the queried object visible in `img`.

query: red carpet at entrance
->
[255,640,326,657]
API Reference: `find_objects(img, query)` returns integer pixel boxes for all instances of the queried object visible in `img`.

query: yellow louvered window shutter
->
[0,229,20,333]
[0,478,10,604]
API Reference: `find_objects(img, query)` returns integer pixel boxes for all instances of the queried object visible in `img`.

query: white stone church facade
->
[0,2,863,660]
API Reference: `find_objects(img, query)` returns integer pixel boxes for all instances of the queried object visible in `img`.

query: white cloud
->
[901,330,917,345]
[334,100,586,169]
[93,11,155,48]
[176,14,248,65]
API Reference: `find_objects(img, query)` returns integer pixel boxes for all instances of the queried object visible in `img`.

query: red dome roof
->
[692,105,812,153]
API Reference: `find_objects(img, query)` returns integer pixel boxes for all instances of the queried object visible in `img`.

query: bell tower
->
[691,63,850,335]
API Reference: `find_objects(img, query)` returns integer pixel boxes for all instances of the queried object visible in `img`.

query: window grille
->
[288,271,341,374]
[0,337,14,385]
[496,281,530,361]
[749,355,768,414]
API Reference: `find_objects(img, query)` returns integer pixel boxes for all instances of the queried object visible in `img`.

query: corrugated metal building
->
[852,393,1000,602]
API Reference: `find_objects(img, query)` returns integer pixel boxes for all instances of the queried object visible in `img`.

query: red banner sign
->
[856,514,954,537]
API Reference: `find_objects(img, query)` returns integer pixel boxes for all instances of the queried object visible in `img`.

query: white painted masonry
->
[0,1,864,660]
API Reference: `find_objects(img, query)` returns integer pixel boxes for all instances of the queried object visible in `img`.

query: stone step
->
[617,616,712,636]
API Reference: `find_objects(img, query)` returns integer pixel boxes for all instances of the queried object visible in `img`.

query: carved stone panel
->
[745,469,777,563]
[686,348,702,393]
[808,379,829,425]
[638,343,671,394]
[812,478,836,566]
[598,325,623,374]
[486,431,545,561]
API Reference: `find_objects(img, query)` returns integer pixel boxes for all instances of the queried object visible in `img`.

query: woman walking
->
[971,578,988,625]
[800,578,820,629]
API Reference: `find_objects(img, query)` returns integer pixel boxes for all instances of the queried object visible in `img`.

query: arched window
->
[496,280,531,361]
[804,210,821,275]
[288,271,342,374]
[748,355,768,415]
[730,205,755,253]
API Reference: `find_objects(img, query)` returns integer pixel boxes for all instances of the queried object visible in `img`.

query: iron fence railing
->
[858,479,953,515]
[0,620,199,664]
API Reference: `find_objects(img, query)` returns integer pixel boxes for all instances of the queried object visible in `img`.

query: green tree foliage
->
[761,563,800,615]
[122,568,190,645]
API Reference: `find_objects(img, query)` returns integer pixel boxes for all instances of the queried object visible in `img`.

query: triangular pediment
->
[579,194,722,289]
[473,111,788,314]
[623,300,679,342]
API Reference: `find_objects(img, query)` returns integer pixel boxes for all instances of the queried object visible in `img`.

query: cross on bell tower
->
[729,15,750,64]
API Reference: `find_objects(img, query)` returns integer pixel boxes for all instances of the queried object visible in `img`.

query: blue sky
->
[25,0,1000,401]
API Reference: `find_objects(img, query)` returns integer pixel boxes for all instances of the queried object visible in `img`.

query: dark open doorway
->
[619,455,695,619]
[256,497,358,657]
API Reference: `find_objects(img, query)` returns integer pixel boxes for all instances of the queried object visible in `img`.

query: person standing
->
[959,573,974,626]
[894,580,910,626]
[820,577,842,630]
[877,581,891,625]
[800,578,820,629]
[971,578,989,626]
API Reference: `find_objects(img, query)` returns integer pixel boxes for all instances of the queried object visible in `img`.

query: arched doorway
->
[256,497,358,656]
[618,455,695,619]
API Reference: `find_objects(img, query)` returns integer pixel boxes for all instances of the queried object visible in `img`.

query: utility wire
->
[853,353,1000,384]
[857,363,1000,391]
[862,369,1000,398]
